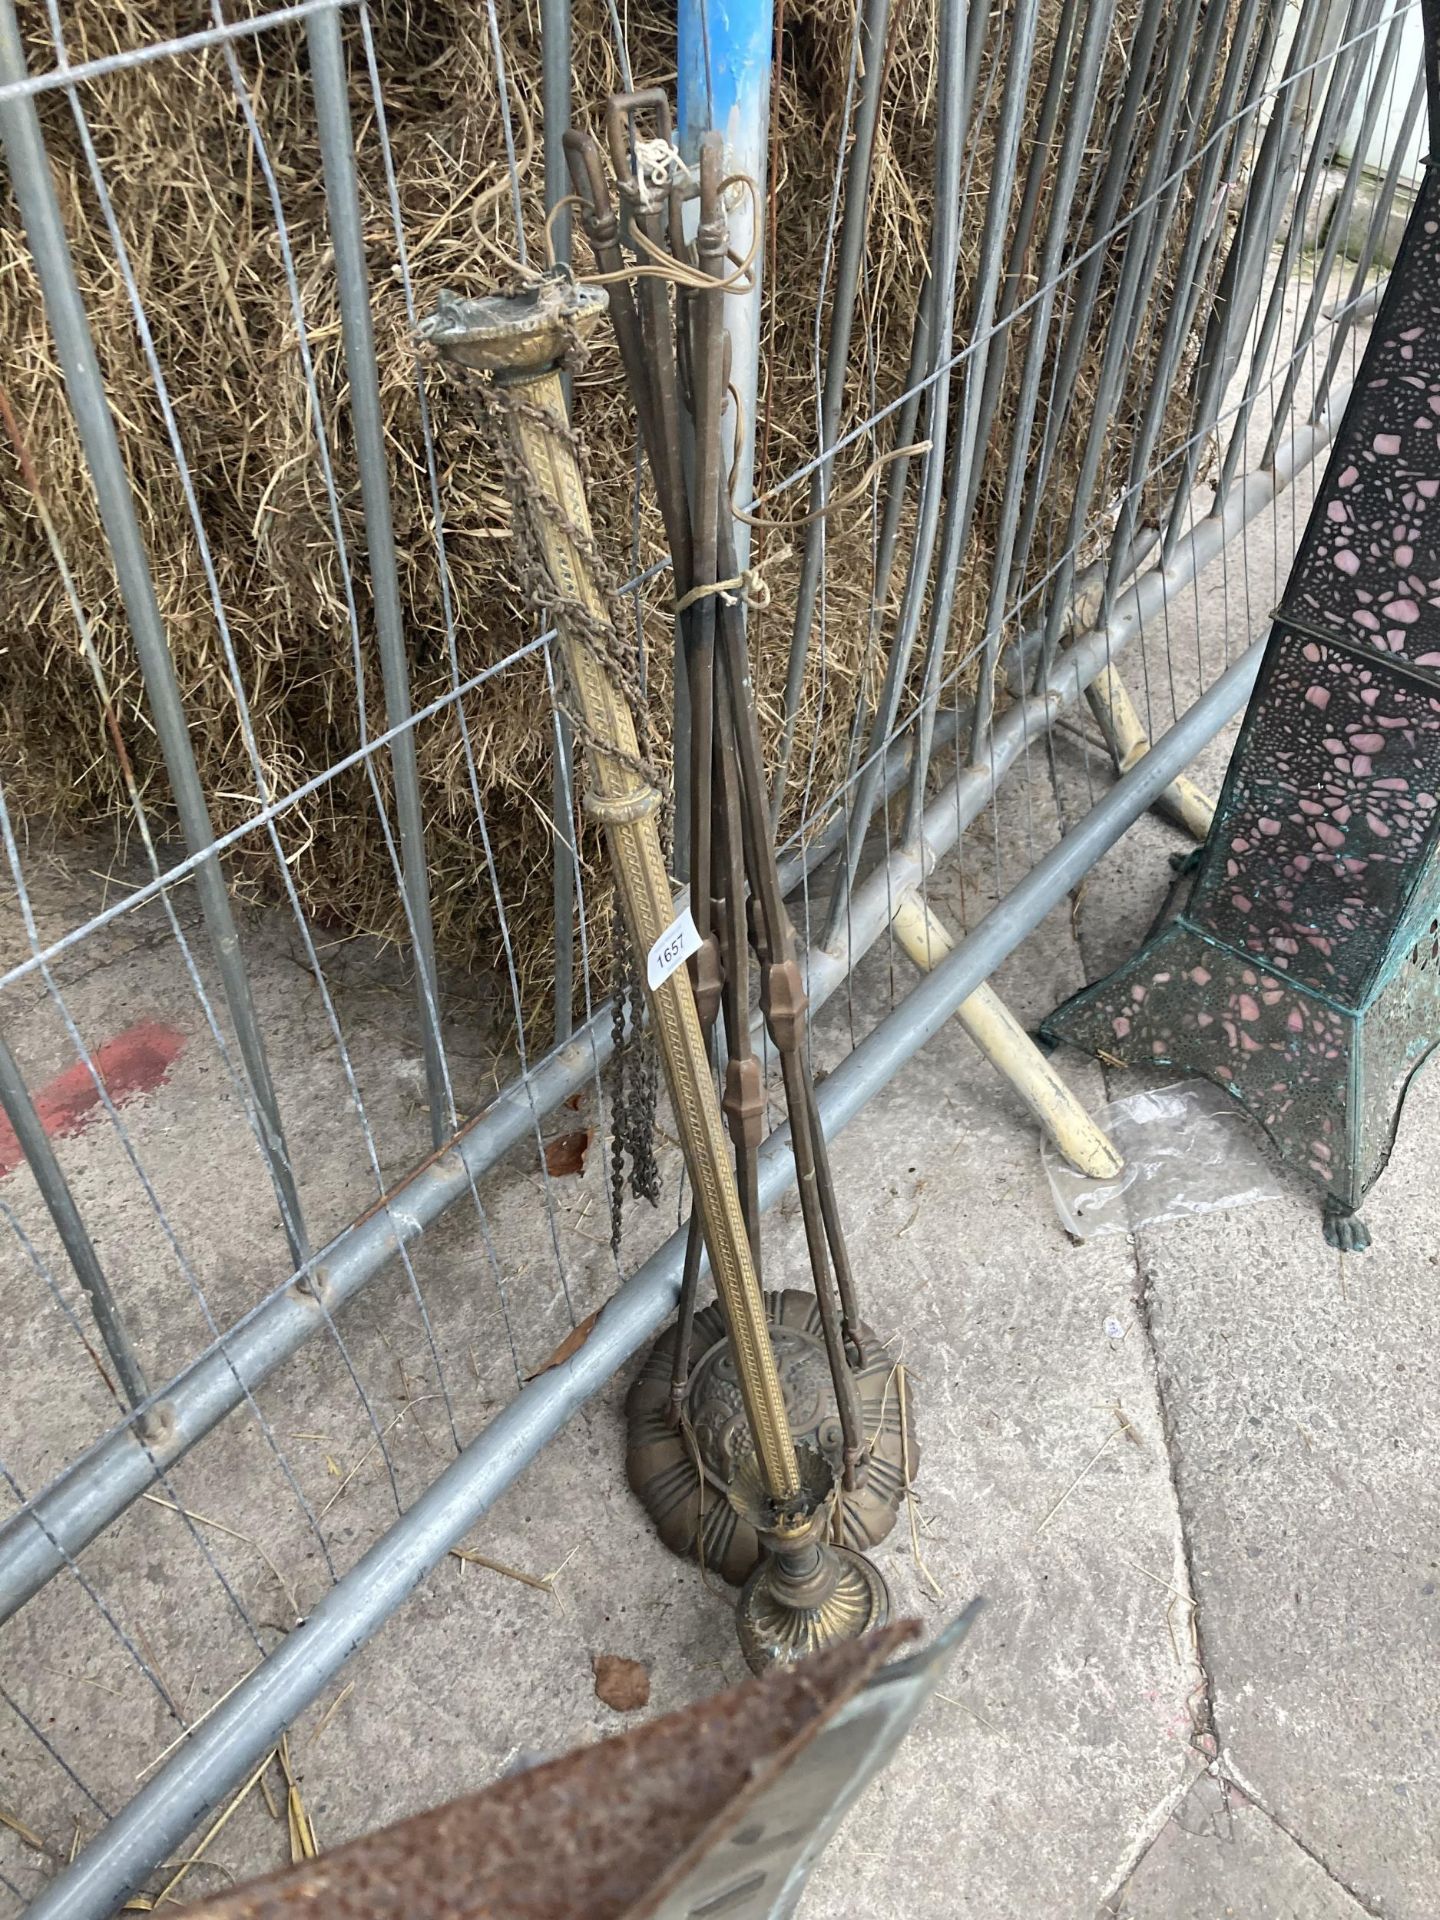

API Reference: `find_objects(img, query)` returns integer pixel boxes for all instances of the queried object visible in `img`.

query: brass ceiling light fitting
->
[421,265,897,1670]
[560,93,916,1601]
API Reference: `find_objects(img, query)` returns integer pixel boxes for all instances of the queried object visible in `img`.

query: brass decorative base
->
[728,1444,890,1673]
[626,1289,917,1584]
[737,1545,891,1672]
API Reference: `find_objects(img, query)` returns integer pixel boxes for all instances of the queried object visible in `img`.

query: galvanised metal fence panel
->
[0,0,1422,1909]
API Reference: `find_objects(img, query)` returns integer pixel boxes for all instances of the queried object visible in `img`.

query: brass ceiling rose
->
[626,1289,917,1586]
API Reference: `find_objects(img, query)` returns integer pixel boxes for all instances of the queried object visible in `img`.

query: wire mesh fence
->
[0,0,1425,1909]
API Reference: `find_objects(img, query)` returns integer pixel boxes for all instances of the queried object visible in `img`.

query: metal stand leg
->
[1085,664,1216,842]
[890,893,1123,1181]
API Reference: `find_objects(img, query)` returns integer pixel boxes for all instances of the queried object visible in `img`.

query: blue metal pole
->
[677,0,775,567]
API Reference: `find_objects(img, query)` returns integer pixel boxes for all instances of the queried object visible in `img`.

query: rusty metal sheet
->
[649,1602,982,1920]
[181,1609,980,1920]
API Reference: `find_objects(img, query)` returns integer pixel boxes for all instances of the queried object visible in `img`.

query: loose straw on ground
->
[1034,1408,1133,1537]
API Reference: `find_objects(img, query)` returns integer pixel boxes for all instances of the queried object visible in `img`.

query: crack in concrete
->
[1078,1218,1224,1918]
[1054,781,1218,1766]
[1093,1763,1205,1916]
[1055,801,1223,1911]
[1124,1235,1217,1760]
[1214,1752,1389,1920]
[1060,818,1389,1920]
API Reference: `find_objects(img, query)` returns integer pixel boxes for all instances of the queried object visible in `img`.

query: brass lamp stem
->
[423,279,800,1507]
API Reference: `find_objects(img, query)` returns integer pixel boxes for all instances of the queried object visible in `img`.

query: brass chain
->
[607,903,662,1255]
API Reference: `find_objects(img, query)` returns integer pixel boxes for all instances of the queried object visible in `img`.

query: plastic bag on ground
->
[1042,1078,1285,1240]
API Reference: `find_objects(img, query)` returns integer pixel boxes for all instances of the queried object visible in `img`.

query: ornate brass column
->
[422,277,888,1665]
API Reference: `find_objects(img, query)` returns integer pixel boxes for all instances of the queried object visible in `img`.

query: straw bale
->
[0,0,1243,1027]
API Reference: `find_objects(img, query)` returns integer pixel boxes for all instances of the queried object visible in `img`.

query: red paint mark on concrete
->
[0,1021,185,1178]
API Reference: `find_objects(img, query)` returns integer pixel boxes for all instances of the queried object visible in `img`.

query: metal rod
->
[605,90,698,879]
[0,0,309,1269]
[0,1028,150,1414]
[711,524,868,1475]
[955,0,1088,749]
[715,727,763,1269]
[686,133,729,937]
[1101,0,1277,617]
[677,0,774,567]
[1161,0,1336,565]
[771,0,894,815]
[1007,0,1171,603]
[985,0,1084,405]
[1260,0,1409,469]
[307,9,449,1142]
[24,617,1267,1920]
[669,702,759,1420]
[1312,65,1426,418]
[0,383,1343,1627]
[542,0,576,1039]
[827,272,933,835]
[966,0,1114,765]
[822,0,969,947]
[1032,0,1208,691]
[541,0,572,269]
[901,0,1042,843]
[1215,0,1382,502]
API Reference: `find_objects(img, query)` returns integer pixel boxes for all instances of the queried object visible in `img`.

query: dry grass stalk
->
[0,1805,51,1857]
[304,1678,355,1750]
[137,1748,273,1909]
[141,1491,300,1618]
[319,1389,443,1517]
[277,1734,318,1864]
[1034,1405,1134,1537]
[450,1539,579,1609]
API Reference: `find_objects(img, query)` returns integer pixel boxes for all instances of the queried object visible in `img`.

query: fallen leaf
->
[592,1653,650,1713]
[544,1127,593,1176]
[525,1309,600,1381]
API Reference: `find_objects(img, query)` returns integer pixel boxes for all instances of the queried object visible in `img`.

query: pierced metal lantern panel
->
[1355,916,1440,1185]
[1282,194,1440,670]
[1186,624,1440,1004]
[1048,922,1360,1199]
[1043,81,1440,1242]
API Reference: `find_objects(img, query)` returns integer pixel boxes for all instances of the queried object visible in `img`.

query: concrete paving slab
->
[1132,1109,1440,1920]
[0,763,1199,1920]
[1045,272,1440,1918]
[1108,1771,1375,1919]
[797,914,1201,1920]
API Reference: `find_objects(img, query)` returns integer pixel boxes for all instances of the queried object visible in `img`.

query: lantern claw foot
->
[1323,1196,1371,1254]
